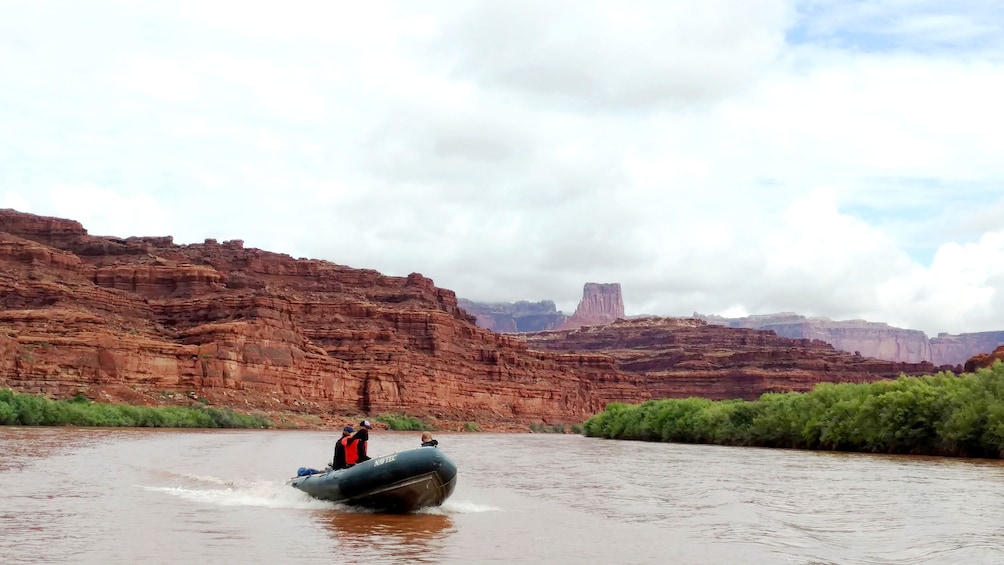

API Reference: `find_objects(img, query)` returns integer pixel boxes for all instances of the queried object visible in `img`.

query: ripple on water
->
[3,429,1004,564]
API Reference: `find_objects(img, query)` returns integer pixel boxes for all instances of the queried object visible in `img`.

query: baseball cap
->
[359,420,373,429]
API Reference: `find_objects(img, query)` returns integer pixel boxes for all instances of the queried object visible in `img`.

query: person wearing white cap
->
[351,420,374,464]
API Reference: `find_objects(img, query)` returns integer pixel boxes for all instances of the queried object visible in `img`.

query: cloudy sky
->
[2,1,1003,336]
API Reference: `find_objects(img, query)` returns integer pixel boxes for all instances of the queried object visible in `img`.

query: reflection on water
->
[320,510,455,562]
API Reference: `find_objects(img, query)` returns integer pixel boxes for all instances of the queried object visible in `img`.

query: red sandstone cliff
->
[0,209,643,426]
[0,210,947,426]
[561,283,625,330]
[523,317,942,401]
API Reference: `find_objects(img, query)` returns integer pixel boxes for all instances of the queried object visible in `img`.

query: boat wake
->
[140,470,500,514]
[437,500,501,514]
[139,477,330,510]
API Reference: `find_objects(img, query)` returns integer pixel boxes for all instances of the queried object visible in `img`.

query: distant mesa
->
[698,312,1004,367]
[460,282,624,333]
[462,287,1004,368]
[456,298,567,333]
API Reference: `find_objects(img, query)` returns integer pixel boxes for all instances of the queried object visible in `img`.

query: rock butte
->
[0,209,970,429]
[463,293,1004,367]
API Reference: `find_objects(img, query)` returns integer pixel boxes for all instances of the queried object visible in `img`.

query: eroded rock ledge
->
[0,209,957,427]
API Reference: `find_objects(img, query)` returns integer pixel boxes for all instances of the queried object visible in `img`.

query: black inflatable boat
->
[288,448,458,513]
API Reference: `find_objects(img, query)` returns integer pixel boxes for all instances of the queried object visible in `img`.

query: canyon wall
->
[1,209,642,426]
[931,331,1004,367]
[523,317,943,401]
[700,313,1004,367]
[1,210,956,427]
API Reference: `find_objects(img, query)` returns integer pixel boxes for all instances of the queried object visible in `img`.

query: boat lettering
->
[374,454,397,467]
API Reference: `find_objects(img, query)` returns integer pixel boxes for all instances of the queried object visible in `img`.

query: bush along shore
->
[0,390,271,429]
[582,362,1004,459]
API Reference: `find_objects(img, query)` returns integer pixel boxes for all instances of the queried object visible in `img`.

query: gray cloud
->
[2,1,1004,337]
[434,0,790,110]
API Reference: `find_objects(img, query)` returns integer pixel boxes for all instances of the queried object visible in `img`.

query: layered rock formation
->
[0,209,640,425]
[700,312,1004,367]
[457,299,568,333]
[0,209,949,426]
[523,317,942,401]
[931,332,1004,367]
[561,283,625,330]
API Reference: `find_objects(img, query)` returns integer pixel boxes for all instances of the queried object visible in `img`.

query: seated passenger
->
[420,432,438,448]
[332,426,354,470]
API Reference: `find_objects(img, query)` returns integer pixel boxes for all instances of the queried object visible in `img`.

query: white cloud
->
[436,0,791,110]
[878,231,1004,333]
[1,0,1003,338]
[118,55,201,102]
[45,184,175,239]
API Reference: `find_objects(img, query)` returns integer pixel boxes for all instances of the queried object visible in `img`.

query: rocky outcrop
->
[523,317,943,401]
[700,312,1004,367]
[0,209,644,425]
[0,209,951,426]
[459,283,626,334]
[561,283,625,330]
[457,299,568,333]
[963,345,1004,373]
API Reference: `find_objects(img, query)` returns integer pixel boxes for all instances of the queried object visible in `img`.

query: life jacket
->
[342,436,359,466]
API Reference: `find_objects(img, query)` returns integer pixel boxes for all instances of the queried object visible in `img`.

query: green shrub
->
[580,363,1004,458]
[0,399,16,425]
[374,413,433,431]
[0,389,271,429]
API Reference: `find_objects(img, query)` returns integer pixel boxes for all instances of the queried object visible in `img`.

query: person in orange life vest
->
[349,420,374,465]
[332,426,354,470]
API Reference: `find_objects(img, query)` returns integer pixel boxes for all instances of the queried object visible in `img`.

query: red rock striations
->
[701,312,1004,366]
[0,209,640,426]
[0,209,946,426]
[523,317,943,401]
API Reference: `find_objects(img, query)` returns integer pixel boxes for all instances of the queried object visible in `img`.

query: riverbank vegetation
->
[374,413,435,431]
[0,389,271,428]
[582,363,1004,458]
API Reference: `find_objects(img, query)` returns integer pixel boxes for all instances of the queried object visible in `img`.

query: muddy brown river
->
[2,427,1003,564]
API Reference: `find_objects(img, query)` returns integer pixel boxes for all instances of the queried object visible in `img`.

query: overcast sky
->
[2,1,1003,336]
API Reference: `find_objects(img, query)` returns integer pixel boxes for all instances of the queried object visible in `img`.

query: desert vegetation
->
[373,413,434,431]
[0,390,271,428]
[583,362,1004,458]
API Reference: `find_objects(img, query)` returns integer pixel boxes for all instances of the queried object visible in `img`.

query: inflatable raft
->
[288,447,458,513]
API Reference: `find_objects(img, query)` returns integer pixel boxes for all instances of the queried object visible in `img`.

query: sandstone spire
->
[562,282,625,330]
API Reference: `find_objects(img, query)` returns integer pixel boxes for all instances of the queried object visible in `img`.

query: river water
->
[1,427,1003,564]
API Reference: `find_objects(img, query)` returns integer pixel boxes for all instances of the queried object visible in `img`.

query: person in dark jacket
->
[420,432,438,448]
[331,426,354,470]
[352,420,373,463]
